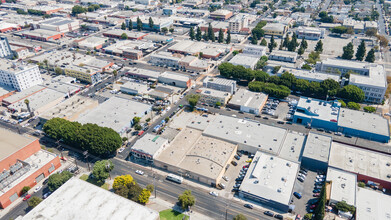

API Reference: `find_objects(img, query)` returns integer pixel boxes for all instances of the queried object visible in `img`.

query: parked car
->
[209,191,218,197]
[23,194,31,201]
[277,121,285,124]
[334,132,342,136]
[218,183,226,189]
[264,211,274,217]
[293,192,302,199]
[43,178,49,185]
[313,193,320,197]
[244,204,253,209]
[222,176,229,181]
[231,161,238,166]
[274,214,284,219]
[313,189,321,193]
[34,186,42,193]
[234,155,241,160]
[135,170,144,175]
[297,177,304,182]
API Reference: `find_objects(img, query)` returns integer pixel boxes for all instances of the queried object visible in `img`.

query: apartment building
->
[0,36,12,58]
[229,14,249,33]
[0,59,43,91]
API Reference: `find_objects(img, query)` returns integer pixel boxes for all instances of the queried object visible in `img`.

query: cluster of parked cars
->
[297,168,308,182]
[262,99,280,116]
[313,173,326,194]
[263,210,284,219]
[286,102,297,121]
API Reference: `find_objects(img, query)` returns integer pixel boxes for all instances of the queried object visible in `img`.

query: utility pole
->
[83,150,90,171]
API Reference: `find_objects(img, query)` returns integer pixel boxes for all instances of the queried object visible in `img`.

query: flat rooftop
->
[0,128,35,162]
[281,67,340,82]
[229,88,268,111]
[302,132,332,163]
[132,133,168,157]
[23,29,63,37]
[77,96,151,133]
[338,108,389,137]
[294,97,339,122]
[20,178,159,220]
[0,59,39,73]
[203,76,236,88]
[9,88,65,112]
[120,81,149,93]
[229,54,259,68]
[2,85,45,104]
[349,65,387,88]
[326,167,357,206]
[203,115,287,154]
[356,187,391,220]
[329,142,391,183]
[278,131,306,162]
[159,71,190,82]
[269,50,297,58]
[240,151,299,206]
[0,84,15,96]
[169,111,217,131]
[200,88,231,99]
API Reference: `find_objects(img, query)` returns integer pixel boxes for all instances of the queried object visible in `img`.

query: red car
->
[23,194,31,201]
[310,204,316,209]
[313,193,320,197]
[242,165,249,169]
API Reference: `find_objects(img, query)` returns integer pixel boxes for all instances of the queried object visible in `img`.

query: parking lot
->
[291,169,326,216]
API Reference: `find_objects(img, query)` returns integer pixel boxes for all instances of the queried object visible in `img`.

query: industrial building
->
[329,142,391,190]
[75,36,108,50]
[131,133,169,161]
[22,29,65,42]
[228,54,259,69]
[295,26,325,40]
[124,67,161,80]
[262,23,287,37]
[239,151,299,212]
[242,45,267,57]
[128,16,173,31]
[203,76,237,94]
[198,88,231,106]
[355,187,391,220]
[300,132,332,171]
[77,96,152,134]
[326,167,357,207]
[33,17,80,33]
[269,50,298,63]
[120,81,149,95]
[209,10,233,20]
[19,178,159,220]
[279,67,340,83]
[158,72,191,88]
[228,89,268,115]
[277,131,306,163]
[0,128,61,208]
[0,60,43,91]
[102,29,148,40]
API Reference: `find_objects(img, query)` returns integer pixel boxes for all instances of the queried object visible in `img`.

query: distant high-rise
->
[0,36,12,59]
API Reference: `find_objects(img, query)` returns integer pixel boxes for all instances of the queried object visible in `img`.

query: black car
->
[236,152,242,157]
[244,204,253,209]
[255,115,261,118]
[277,121,285,124]
[43,178,49,185]
[345,134,353,138]
[286,121,292,125]
[238,111,244,114]
[231,161,238,166]
[274,214,283,219]
[234,155,241,160]
[263,117,269,120]
[264,211,274,217]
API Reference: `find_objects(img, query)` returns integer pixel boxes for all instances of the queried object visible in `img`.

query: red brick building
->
[22,29,64,42]
[0,129,61,208]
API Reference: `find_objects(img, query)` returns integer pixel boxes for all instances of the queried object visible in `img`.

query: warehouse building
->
[22,29,64,42]
[124,67,161,80]
[20,178,159,220]
[295,26,325,40]
[326,167,357,207]
[301,132,332,171]
[120,81,149,95]
[0,128,61,208]
[262,23,287,37]
[278,131,306,163]
[203,76,236,94]
[239,151,299,212]
[33,17,80,33]
[102,29,148,40]
[242,45,267,57]
[228,54,259,70]
[210,10,233,20]
[130,134,169,162]
[228,88,268,115]
[269,50,298,63]
[158,72,191,88]
[198,88,231,106]
[356,187,391,220]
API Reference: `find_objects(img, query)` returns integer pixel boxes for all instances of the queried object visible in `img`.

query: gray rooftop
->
[203,76,236,88]
[125,67,161,79]
[20,178,159,220]
[294,97,340,122]
[2,85,45,104]
[338,108,389,137]
[9,88,65,112]
[326,167,357,206]
[200,88,231,99]
[203,115,286,154]
[356,187,391,220]
[228,54,259,68]
[229,88,268,110]
[278,131,306,162]
[302,132,332,163]
[0,128,34,162]
[132,133,168,157]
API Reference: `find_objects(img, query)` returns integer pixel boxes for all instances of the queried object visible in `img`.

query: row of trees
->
[43,118,122,157]
[71,5,100,15]
[248,81,291,99]
[113,175,154,204]
[341,41,375,63]
[318,11,334,23]
[189,25,231,44]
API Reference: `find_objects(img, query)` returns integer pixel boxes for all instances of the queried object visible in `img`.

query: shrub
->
[363,106,376,113]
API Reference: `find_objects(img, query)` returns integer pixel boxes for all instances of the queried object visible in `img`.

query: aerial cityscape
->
[0,0,390,219]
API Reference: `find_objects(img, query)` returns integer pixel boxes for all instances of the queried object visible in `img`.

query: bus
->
[166,174,183,184]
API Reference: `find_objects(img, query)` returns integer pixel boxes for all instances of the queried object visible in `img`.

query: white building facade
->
[0,36,12,58]
[0,61,43,91]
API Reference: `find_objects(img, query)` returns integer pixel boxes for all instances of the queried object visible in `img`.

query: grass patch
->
[79,174,110,190]
[159,209,189,220]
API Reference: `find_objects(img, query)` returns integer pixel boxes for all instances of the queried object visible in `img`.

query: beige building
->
[263,23,287,37]
[199,88,231,106]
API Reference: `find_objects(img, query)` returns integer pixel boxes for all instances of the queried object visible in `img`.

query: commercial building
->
[342,18,378,34]
[75,36,107,50]
[120,81,149,95]
[128,16,173,31]
[33,17,80,33]
[0,60,43,91]
[301,132,332,171]
[149,52,181,68]
[339,108,389,142]
[0,36,12,58]
[77,96,152,134]
[199,21,229,33]
[326,167,357,206]
[203,76,236,94]
[19,178,159,220]
[228,54,259,69]
[158,72,191,88]
[198,88,231,106]
[0,22,21,33]
[0,128,61,208]
[130,133,169,161]
[155,128,237,186]
[278,131,306,163]
[239,151,299,212]
[10,45,29,59]
[102,29,148,40]
[22,29,64,42]
[210,10,233,20]
[167,40,232,59]
[262,23,287,37]
[269,50,298,63]
[329,142,391,189]
[356,187,391,220]
[242,45,267,57]
[279,67,340,83]
[124,67,161,80]
[295,26,325,40]
[228,88,268,115]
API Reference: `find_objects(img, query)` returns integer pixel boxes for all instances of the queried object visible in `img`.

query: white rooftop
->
[349,64,387,88]
[356,187,391,220]
[132,133,168,157]
[278,131,306,162]
[326,167,357,206]
[229,88,268,110]
[295,97,340,122]
[302,132,332,163]
[228,54,259,68]
[20,178,159,220]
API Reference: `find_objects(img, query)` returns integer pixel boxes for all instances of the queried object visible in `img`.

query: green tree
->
[146,184,154,193]
[48,171,72,192]
[187,94,200,109]
[377,35,389,48]
[301,64,312,70]
[298,46,305,56]
[320,79,340,94]
[203,30,209,41]
[233,214,247,220]
[28,196,43,207]
[306,51,320,64]
[335,201,356,213]
[178,190,196,210]
[363,106,376,113]
[331,26,348,34]
[21,186,31,195]
[249,81,291,98]
[315,40,323,53]
[208,23,215,42]
[226,29,231,44]
[300,38,308,50]
[71,5,86,16]
[358,182,366,187]
[24,99,33,117]
[196,27,202,41]
[365,29,377,37]
[133,116,141,125]
[347,102,360,110]
[268,35,276,52]
[287,33,298,51]
[148,17,154,29]
[251,37,258,45]
[92,160,114,183]
[260,38,267,46]
[218,28,224,43]
[342,42,354,60]
[128,19,132,30]
[280,72,296,89]
[189,27,195,40]
[313,185,326,220]
[295,79,310,92]
[338,100,347,107]
[371,10,379,20]
[134,124,142,130]
[113,175,134,190]
[338,85,365,102]
[138,189,151,204]
[282,36,289,49]
[255,56,268,70]
[319,11,327,18]
[365,48,375,63]
[136,17,142,31]
[121,33,128,40]
[121,22,126,30]
[355,40,366,61]
[161,27,168,34]
[169,28,174,33]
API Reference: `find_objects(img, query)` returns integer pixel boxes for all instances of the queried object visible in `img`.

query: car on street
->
[274,214,284,219]
[43,192,52,199]
[277,121,284,124]
[23,194,31,201]
[34,186,42,193]
[345,134,352,138]
[218,183,226,189]
[118,147,125,153]
[135,170,144,175]
[334,132,342,136]
[313,189,321,193]
[222,176,229,181]
[293,192,302,199]
[209,191,218,197]
[313,193,320,197]
[264,211,274,217]
[43,178,49,185]
[244,204,253,209]
[263,116,269,120]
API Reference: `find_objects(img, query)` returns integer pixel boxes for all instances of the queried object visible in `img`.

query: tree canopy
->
[187,94,200,109]
[48,171,72,192]
[178,190,196,210]
[355,40,366,61]
[342,42,354,60]
[28,196,43,207]
[92,160,114,183]
[113,175,134,190]
[233,214,247,220]
[337,85,365,102]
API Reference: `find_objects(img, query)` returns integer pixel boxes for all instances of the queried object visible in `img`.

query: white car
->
[135,170,144,175]
[209,191,218,197]
[34,186,42,193]
[222,176,229,181]
[118,147,125,153]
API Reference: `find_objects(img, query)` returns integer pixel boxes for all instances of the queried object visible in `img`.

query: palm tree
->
[112,70,117,83]
[24,99,33,117]
[43,59,49,74]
